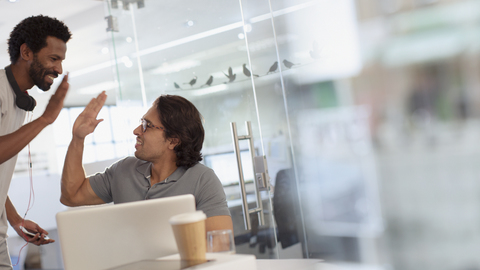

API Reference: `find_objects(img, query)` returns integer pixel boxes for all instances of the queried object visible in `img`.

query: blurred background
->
[2,0,480,269]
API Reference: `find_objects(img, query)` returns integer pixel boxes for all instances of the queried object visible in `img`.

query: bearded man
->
[0,15,71,269]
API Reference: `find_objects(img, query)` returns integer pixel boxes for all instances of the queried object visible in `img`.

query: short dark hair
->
[155,95,204,168]
[8,15,72,64]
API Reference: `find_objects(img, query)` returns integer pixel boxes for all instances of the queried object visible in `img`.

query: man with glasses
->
[60,92,233,232]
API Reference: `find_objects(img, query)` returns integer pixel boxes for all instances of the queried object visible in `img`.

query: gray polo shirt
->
[89,157,230,217]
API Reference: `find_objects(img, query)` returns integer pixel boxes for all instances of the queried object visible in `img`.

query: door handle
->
[230,121,266,230]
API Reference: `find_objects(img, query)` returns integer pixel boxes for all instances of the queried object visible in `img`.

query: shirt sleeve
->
[88,160,121,203]
[194,168,230,217]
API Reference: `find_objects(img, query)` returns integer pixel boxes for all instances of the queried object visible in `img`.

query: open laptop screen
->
[56,194,196,270]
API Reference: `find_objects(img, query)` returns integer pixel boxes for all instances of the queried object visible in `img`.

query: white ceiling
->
[0,0,360,108]
[0,0,259,107]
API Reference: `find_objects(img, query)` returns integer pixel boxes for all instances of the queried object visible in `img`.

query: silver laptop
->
[56,194,196,270]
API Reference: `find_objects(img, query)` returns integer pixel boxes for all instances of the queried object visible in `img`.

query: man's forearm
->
[0,117,49,164]
[205,215,234,233]
[60,137,87,205]
[5,196,22,227]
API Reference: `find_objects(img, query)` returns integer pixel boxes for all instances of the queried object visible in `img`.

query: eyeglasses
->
[140,118,165,133]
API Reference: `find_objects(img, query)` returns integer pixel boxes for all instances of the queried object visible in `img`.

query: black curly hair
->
[155,95,205,168]
[8,15,71,64]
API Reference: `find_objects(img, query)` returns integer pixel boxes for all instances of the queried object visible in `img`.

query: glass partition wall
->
[103,0,382,261]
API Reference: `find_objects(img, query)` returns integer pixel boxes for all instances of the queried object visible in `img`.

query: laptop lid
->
[56,194,196,270]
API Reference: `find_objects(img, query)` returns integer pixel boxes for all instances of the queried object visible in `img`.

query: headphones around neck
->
[4,65,36,111]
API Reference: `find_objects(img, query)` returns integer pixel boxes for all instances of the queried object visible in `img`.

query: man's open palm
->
[72,91,107,139]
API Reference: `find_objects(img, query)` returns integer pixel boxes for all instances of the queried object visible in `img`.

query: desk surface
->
[109,253,256,270]
[257,260,385,270]
[256,259,321,270]
[110,253,382,270]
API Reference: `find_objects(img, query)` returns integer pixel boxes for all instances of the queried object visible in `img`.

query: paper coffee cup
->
[169,211,207,263]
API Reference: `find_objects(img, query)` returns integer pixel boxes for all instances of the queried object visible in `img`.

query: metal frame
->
[230,121,265,230]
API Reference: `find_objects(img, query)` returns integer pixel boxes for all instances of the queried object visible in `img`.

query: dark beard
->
[29,54,57,91]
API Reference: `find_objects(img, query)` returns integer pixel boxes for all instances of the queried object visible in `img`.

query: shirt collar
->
[168,166,186,181]
[136,161,186,183]
[136,160,152,179]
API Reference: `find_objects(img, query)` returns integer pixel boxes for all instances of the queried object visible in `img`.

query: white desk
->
[109,253,382,270]
[256,259,322,270]
[256,260,383,270]
[109,253,256,270]
[159,254,323,270]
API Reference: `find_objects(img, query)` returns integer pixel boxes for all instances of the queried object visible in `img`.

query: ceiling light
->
[122,56,133,68]
[78,81,119,95]
[243,24,252,32]
[8,0,18,2]
[101,47,109,54]
[187,20,194,27]
[190,84,228,96]
[126,37,132,43]
[150,60,201,74]
[238,33,245,39]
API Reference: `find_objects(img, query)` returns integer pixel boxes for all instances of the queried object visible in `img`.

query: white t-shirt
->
[0,69,26,240]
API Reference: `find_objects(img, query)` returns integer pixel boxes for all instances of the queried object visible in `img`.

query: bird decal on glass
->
[174,82,181,89]
[184,76,197,87]
[201,75,214,87]
[283,59,298,69]
[223,67,236,83]
[266,61,278,75]
[310,40,322,59]
[243,64,259,78]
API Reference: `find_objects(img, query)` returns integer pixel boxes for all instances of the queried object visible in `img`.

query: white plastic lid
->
[169,210,206,225]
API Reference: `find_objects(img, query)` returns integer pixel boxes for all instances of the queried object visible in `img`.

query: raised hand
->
[72,91,107,140]
[40,73,69,124]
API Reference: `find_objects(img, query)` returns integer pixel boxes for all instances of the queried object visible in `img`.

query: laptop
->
[56,194,196,270]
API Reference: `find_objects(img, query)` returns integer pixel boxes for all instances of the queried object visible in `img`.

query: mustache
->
[45,71,59,77]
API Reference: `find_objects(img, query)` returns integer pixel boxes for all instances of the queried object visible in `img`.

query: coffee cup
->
[169,210,207,265]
